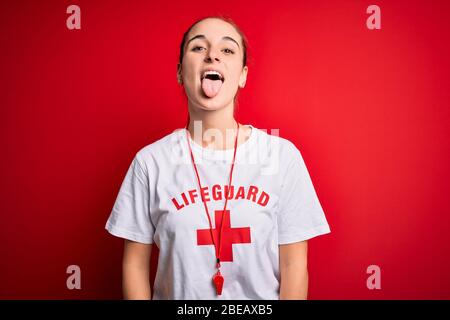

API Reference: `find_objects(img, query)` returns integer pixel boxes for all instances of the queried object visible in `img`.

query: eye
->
[192,46,205,52]
[222,48,235,54]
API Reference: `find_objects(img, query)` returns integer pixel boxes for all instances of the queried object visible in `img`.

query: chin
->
[197,99,227,110]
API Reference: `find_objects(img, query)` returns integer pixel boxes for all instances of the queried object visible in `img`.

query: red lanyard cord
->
[185,119,240,269]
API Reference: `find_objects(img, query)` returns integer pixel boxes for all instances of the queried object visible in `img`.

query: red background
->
[1,0,449,299]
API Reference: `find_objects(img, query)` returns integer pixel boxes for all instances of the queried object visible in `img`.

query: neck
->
[186,100,239,150]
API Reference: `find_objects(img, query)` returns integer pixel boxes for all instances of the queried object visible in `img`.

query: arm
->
[122,239,152,300]
[279,240,308,300]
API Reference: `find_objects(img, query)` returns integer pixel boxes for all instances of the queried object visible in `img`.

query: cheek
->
[182,58,200,82]
[184,70,198,84]
[226,66,243,86]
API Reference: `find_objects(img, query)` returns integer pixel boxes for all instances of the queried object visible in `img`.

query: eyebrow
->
[186,34,240,49]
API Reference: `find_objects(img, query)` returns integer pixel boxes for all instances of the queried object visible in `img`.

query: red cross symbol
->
[197,209,251,262]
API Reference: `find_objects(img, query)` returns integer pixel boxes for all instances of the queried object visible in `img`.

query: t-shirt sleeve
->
[276,143,331,245]
[105,154,155,244]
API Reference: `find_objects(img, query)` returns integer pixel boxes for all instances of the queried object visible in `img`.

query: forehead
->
[187,18,242,43]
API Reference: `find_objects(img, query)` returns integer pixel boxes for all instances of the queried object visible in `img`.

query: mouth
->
[200,70,225,82]
[200,70,225,98]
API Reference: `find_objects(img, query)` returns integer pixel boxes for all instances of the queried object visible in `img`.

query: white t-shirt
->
[105,124,331,300]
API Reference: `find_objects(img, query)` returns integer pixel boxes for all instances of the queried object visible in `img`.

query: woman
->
[105,16,331,300]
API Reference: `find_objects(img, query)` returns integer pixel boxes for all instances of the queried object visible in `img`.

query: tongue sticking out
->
[201,78,223,98]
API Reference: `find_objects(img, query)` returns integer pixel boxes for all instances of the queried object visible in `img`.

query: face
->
[178,18,248,110]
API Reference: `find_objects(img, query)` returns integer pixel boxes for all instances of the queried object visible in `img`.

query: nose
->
[204,48,220,63]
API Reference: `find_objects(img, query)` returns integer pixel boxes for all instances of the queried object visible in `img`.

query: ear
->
[177,63,183,85]
[238,66,248,88]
